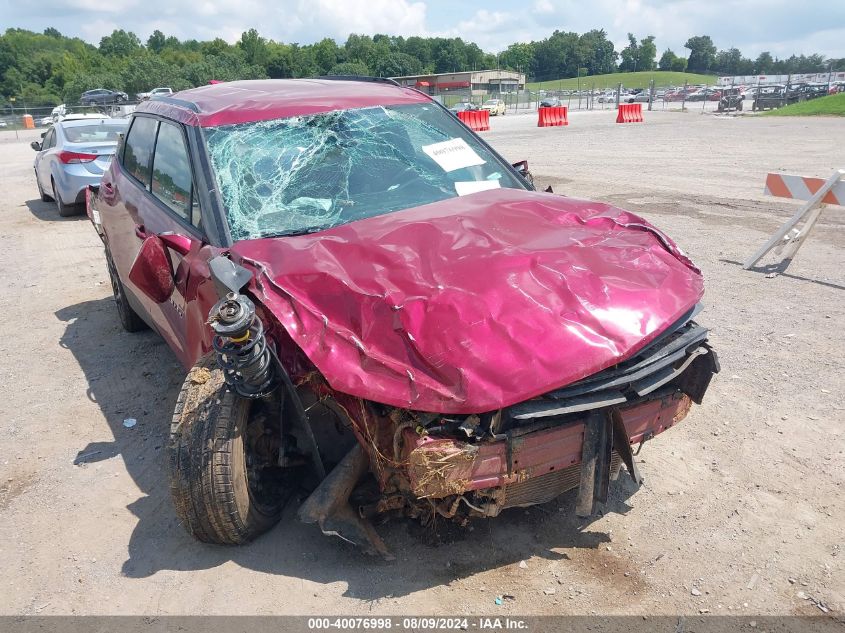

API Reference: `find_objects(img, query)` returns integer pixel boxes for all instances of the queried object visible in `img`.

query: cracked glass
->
[204,103,527,241]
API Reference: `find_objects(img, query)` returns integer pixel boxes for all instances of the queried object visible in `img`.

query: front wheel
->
[169,356,286,544]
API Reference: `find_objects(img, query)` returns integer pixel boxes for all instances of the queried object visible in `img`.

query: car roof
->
[135,78,431,127]
[59,117,127,127]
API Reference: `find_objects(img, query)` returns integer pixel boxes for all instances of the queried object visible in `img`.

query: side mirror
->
[128,236,175,303]
[31,141,41,151]
[512,160,534,186]
[159,232,193,257]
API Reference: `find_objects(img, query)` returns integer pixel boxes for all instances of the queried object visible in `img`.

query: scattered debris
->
[691,587,702,596]
[122,418,137,428]
[746,574,758,590]
[518,560,528,569]
[542,588,556,595]
[788,577,796,584]
[190,367,212,384]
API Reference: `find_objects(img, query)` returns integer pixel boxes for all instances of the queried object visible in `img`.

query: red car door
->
[99,115,218,368]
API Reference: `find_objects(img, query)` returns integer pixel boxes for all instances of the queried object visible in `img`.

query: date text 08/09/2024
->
[307,617,529,630]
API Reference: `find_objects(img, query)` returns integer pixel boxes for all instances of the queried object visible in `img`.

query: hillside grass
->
[764,93,845,116]
[526,71,716,91]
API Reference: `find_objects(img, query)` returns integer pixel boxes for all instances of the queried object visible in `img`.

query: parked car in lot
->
[539,97,562,108]
[687,88,721,102]
[80,89,129,106]
[87,78,718,556]
[448,101,478,114]
[31,117,128,216]
[481,98,506,115]
[752,85,789,111]
[0,119,7,128]
[136,87,174,101]
[717,87,744,112]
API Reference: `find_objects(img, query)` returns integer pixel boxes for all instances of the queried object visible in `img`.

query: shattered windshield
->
[203,103,527,241]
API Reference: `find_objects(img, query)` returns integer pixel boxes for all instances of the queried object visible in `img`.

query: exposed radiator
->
[503,454,622,509]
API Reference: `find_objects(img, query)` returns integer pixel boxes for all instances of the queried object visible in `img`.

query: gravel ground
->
[0,111,842,618]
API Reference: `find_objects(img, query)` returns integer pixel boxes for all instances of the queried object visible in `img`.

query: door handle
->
[134,224,148,239]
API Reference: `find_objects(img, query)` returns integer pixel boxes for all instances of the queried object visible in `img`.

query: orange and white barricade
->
[744,169,845,270]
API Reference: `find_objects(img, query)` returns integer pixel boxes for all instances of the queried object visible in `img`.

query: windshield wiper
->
[261,224,340,239]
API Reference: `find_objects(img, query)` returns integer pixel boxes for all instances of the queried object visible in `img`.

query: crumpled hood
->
[232,188,704,413]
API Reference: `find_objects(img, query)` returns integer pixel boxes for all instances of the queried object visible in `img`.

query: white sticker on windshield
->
[455,180,501,196]
[422,138,485,172]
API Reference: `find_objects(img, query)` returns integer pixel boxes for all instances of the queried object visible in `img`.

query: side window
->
[151,121,197,226]
[43,129,56,149]
[122,116,158,188]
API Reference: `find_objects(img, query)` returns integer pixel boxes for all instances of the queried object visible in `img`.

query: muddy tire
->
[169,355,284,545]
[104,246,147,333]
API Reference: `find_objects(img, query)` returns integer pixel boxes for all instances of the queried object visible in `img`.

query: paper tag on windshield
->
[422,138,485,172]
[455,180,501,196]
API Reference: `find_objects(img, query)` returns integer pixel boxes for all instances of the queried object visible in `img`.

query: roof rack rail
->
[149,95,200,112]
[316,75,401,87]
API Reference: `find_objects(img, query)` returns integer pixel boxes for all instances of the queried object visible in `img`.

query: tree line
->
[1,26,842,107]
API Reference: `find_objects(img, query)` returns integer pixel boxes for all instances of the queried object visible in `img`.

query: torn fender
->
[232,188,704,413]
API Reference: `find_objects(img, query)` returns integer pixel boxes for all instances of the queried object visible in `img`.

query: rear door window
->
[150,121,197,226]
[122,116,158,188]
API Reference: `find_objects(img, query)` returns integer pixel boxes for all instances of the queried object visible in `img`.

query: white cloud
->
[7,0,845,60]
[294,0,428,40]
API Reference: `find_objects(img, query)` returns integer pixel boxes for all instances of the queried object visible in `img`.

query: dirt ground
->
[0,110,842,617]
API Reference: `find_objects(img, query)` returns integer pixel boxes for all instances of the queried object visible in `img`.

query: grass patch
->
[526,71,716,91]
[764,93,845,116]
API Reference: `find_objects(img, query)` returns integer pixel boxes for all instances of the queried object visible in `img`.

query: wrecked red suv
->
[88,78,718,556]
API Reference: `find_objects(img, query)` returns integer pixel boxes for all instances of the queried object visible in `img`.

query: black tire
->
[169,355,285,544]
[36,172,51,201]
[104,246,147,332]
[52,179,77,217]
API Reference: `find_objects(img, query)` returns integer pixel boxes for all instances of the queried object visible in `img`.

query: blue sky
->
[4,0,844,60]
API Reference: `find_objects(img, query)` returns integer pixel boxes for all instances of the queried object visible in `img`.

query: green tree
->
[670,56,687,72]
[328,61,370,76]
[147,30,166,53]
[754,52,774,73]
[499,42,534,73]
[312,38,340,75]
[237,28,268,66]
[618,33,639,71]
[638,36,657,71]
[99,29,141,57]
[684,35,717,72]
[578,29,616,75]
[372,52,422,77]
[658,49,676,70]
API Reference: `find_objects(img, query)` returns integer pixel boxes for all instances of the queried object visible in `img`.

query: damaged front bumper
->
[398,316,719,518]
[297,313,719,556]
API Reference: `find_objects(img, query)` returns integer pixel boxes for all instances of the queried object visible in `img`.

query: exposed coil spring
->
[212,318,278,398]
